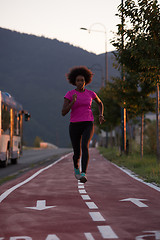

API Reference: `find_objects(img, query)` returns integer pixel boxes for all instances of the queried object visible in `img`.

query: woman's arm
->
[62,94,77,116]
[94,96,105,124]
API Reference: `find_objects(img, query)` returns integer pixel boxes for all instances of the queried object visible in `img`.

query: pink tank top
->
[64,89,97,122]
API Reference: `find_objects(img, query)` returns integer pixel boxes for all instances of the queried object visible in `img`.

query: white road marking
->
[84,232,95,240]
[0,153,71,203]
[46,235,60,240]
[136,230,160,240]
[97,225,118,239]
[9,237,32,240]
[89,212,105,221]
[79,190,87,194]
[85,202,98,209]
[78,185,85,189]
[81,195,91,200]
[78,182,84,185]
[120,198,148,207]
[25,200,56,211]
[112,162,160,192]
[76,165,119,239]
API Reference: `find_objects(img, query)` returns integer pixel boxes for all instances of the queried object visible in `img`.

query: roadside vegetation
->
[98,146,160,186]
[92,0,160,186]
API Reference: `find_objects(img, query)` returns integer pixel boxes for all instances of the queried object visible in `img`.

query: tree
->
[144,120,157,154]
[93,85,121,147]
[112,0,160,160]
[111,72,155,157]
[34,136,43,148]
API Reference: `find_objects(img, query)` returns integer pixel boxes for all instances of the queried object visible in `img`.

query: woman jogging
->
[62,66,105,183]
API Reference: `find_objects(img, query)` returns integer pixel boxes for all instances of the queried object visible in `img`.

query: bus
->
[0,91,30,167]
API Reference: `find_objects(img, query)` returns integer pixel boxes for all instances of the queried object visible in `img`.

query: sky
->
[0,0,159,55]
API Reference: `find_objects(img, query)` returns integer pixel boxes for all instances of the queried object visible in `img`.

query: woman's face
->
[75,75,85,90]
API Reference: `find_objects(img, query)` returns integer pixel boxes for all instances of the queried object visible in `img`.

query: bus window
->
[14,111,20,136]
[17,113,21,136]
[2,104,10,135]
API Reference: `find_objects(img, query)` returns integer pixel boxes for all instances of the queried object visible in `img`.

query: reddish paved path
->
[0,148,160,240]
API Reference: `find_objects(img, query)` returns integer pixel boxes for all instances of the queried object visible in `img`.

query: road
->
[0,148,160,240]
[0,148,72,182]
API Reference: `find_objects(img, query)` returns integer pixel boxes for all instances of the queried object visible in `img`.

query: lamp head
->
[80,27,88,31]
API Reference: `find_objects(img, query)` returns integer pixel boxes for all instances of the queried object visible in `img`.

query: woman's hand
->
[72,93,77,103]
[62,94,77,116]
[99,115,105,124]
[94,96,105,124]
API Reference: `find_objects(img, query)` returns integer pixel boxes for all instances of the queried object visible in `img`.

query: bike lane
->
[0,149,160,240]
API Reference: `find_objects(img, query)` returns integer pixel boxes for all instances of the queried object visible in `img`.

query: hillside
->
[0,27,119,147]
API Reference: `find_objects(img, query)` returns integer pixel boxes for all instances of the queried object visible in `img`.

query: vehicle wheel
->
[11,158,17,164]
[0,161,6,167]
[0,150,9,168]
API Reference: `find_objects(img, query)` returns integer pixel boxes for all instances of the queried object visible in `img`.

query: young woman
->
[62,66,105,183]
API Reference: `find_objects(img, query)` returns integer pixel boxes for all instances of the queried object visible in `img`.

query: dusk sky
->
[0,0,159,54]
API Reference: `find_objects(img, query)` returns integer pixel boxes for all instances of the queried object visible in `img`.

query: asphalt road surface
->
[0,148,160,240]
[0,148,72,182]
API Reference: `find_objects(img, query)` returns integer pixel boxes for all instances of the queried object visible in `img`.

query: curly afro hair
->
[66,66,93,86]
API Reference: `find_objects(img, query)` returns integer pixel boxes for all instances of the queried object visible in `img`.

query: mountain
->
[0,27,119,147]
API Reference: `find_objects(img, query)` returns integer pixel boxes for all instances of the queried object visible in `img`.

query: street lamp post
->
[90,63,104,87]
[80,23,108,85]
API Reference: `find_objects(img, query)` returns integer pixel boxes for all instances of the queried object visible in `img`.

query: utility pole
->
[121,0,127,153]
[156,81,160,162]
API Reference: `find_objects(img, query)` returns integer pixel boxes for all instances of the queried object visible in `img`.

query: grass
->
[98,147,160,186]
[0,174,17,185]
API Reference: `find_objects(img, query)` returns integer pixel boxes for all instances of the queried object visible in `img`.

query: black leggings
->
[69,121,94,173]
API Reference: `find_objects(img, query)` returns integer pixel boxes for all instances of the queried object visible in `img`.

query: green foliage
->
[144,120,157,154]
[113,0,160,83]
[111,73,155,121]
[99,146,160,185]
[34,136,43,148]
[112,0,159,117]
[93,84,121,131]
[111,0,159,158]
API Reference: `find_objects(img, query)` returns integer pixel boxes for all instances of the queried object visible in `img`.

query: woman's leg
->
[69,123,82,169]
[81,122,94,173]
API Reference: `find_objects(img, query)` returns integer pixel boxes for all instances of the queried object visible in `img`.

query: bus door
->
[10,109,22,160]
